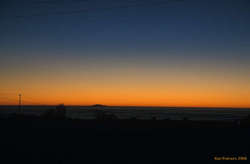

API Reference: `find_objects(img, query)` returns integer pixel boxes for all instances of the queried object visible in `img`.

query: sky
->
[0,0,250,107]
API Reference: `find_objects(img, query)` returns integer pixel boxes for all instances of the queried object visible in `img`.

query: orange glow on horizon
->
[1,86,250,108]
[1,59,250,108]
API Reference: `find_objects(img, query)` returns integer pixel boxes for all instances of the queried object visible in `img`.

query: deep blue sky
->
[1,0,250,60]
[1,0,250,107]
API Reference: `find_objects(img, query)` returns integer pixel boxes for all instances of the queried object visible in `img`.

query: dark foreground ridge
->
[0,106,250,162]
[1,114,250,128]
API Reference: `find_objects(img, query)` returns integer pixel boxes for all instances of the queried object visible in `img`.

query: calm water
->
[0,106,250,121]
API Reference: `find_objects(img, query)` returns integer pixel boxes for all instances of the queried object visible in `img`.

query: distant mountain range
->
[91,104,107,107]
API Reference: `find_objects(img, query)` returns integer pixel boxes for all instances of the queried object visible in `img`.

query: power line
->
[22,99,45,105]
[0,94,45,105]
[0,96,18,102]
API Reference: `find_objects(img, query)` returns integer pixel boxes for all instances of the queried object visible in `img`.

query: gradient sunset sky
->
[0,0,250,107]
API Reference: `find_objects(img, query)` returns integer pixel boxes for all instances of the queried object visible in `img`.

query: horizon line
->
[0,104,250,109]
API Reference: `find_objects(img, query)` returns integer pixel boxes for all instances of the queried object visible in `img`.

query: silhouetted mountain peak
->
[91,104,107,107]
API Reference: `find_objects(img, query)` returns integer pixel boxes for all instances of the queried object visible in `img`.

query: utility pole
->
[18,94,22,113]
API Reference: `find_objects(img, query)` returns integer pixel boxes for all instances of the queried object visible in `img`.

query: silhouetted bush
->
[95,110,118,120]
[41,104,66,119]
